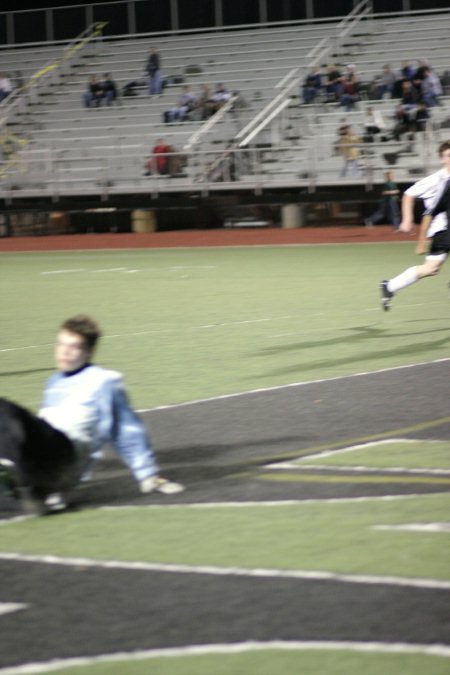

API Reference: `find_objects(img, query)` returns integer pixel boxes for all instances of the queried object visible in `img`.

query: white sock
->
[388,266,418,293]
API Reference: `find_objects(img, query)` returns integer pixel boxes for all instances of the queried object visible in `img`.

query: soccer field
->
[1,242,449,409]
[1,241,449,675]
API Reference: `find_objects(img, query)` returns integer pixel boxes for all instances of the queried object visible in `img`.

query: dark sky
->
[3,1,112,10]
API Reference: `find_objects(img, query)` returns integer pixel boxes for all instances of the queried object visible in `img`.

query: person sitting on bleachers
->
[144,138,171,175]
[363,106,386,142]
[302,67,322,104]
[421,67,442,107]
[163,85,197,123]
[324,64,343,102]
[100,73,119,106]
[0,72,13,103]
[339,66,360,111]
[204,83,232,117]
[376,64,396,99]
[83,75,105,108]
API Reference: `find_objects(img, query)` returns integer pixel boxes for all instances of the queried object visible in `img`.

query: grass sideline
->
[1,243,449,410]
[1,243,449,674]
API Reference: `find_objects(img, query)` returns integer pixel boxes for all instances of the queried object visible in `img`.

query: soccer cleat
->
[139,476,184,495]
[380,280,394,311]
[44,492,67,514]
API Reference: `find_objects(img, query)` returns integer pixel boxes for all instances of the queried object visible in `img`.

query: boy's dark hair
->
[60,315,102,350]
[438,140,450,156]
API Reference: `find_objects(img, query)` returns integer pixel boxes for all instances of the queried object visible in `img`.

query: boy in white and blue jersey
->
[0,315,183,514]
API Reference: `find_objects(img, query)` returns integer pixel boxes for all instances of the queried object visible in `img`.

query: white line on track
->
[0,640,449,674]
[0,551,449,591]
[136,357,450,412]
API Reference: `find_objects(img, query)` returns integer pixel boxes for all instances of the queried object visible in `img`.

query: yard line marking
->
[1,641,450,674]
[2,493,444,525]
[137,357,450,412]
[374,523,450,533]
[265,464,450,475]
[283,438,421,462]
[0,602,28,617]
[40,268,86,275]
[99,493,449,509]
[0,552,449,591]
[0,343,53,353]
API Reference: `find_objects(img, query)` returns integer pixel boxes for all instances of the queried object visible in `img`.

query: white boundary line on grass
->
[137,357,450,412]
[264,438,450,474]
[0,639,449,674]
[0,551,449,591]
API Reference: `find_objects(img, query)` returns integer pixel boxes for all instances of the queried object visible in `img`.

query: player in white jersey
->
[380,140,450,310]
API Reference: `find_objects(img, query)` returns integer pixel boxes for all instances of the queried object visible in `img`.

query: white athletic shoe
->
[139,476,184,495]
[44,492,67,513]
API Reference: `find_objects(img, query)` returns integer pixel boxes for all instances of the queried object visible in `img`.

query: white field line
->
[265,463,450,475]
[40,268,86,275]
[374,523,450,533]
[138,358,450,412]
[0,240,417,256]
[290,438,423,462]
[2,494,446,526]
[0,640,449,674]
[0,551,449,591]
[265,438,450,473]
[0,602,28,617]
[98,493,450,510]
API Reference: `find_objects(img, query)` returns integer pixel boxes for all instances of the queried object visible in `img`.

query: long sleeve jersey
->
[39,365,157,481]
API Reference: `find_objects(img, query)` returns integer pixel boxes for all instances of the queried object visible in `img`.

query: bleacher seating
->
[1,10,450,197]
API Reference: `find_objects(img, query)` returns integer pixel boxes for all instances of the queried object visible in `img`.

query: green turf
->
[28,648,450,675]
[1,243,449,674]
[1,244,449,410]
[1,494,449,580]
[291,440,450,470]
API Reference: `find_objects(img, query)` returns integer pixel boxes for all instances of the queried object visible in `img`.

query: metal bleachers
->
[1,8,450,198]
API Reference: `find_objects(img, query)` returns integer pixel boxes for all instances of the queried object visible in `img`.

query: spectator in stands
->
[192,84,212,120]
[400,61,415,81]
[324,64,343,102]
[339,66,360,111]
[421,67,442,107]
[83,75,104,108]
[302,67,322,104]
[365,171,400,230]
[204,83,232,117]
[363,106,386,143]
[338,124,362,177]
[392,104,414,141]
[100,73,119,106]
[392,62,414,99]
[146,47,162,96]
[0,72,13,102]
[399,80,420,122]
[412,58,429,97]
[333,118,349,155]
[377,64,396,99]
[163,85,197,123]
[144,138,171,176]
[412,101,430,134]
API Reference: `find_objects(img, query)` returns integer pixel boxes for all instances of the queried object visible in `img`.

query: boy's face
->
[440,149,450,173]
[55,329,91,373]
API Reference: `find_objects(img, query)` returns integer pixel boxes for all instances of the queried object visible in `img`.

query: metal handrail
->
[0,22,107,130]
